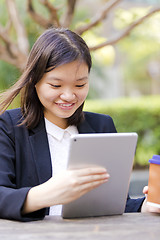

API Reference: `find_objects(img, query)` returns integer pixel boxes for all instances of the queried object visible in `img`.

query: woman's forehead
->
[44,61,89,79]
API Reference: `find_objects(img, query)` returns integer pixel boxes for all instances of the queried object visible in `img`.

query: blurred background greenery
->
[84,96,160,168]
[0,0,160,167]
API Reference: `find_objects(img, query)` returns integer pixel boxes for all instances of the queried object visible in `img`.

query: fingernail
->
[104,173,110,178]
[103,179,108,182]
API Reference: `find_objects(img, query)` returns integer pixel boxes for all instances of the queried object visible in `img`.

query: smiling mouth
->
[55,103,75,109]
[56,103,75,107]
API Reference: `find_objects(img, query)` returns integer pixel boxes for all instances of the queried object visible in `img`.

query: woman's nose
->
[60,90,76,102]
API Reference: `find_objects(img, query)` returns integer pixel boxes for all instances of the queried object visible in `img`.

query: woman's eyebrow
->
[76,77,88,81]
[46,76,88,81]
[46,77,62,81]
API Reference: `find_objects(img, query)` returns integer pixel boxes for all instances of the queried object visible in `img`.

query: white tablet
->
[62,132,138,218]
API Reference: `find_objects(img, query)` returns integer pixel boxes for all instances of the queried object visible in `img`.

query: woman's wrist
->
[22,182,51,215]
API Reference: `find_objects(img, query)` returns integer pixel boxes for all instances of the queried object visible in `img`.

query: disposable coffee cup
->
[147,155,160,208]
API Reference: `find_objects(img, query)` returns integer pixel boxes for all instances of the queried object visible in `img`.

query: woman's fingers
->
[67,168,109,197]
[141,186,160,214]
[70,167,108,177]
[70,178,108,201]
[72,172,110,185]
[67,167,109,186]
[79,178,108,192]
[143,186,148,194]
[45,167,110,206]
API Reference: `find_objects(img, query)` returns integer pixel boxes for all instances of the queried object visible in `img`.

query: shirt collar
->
[44,118,78,141]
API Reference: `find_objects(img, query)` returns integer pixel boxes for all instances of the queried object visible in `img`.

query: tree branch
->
[6,0,29,55]
[0,41,24,69]
[0,45,7,57]
[2,19,12,35]
[39,0,60,27]
[27,0,52,28]
[27,0,60,28]
[62,0,77,28]
[0,47,18,67]
[0,24,19,58]
[75,0,122,35]
[0,23,28,71]
[89,7,160,51]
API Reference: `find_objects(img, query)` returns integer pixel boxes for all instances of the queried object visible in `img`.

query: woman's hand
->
[141,186,160,213]
[22,167,109,214]
[42,167,109,206]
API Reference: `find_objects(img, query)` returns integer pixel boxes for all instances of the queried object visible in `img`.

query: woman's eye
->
[50,84,61,88]
[76,84,86,88]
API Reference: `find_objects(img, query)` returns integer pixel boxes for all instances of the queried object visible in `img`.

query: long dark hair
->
[0,28,92,129]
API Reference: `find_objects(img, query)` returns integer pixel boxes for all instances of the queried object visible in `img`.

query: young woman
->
[0,28,155,222]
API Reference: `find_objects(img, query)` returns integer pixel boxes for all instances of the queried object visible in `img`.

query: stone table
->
[0,213,159,240]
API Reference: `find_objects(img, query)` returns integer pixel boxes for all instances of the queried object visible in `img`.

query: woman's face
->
[35,60,89,129]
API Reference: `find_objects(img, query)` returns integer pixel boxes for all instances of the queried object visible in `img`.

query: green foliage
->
[84,96,160,168]
[114,8,160,95]
[82,31,115,66]
[0,61,21,91]
[0,1,8,26]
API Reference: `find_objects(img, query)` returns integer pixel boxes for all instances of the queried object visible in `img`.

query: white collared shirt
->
[44,118,78,215]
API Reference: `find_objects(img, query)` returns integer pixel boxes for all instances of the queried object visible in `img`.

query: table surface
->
[0,213,159,240]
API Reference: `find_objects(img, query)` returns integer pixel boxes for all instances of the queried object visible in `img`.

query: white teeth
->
[58,103,72,107]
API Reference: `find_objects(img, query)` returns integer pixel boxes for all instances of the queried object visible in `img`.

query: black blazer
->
[0,109,144,221]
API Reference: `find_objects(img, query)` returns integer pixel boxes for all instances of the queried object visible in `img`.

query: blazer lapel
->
[29,119,52,184]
